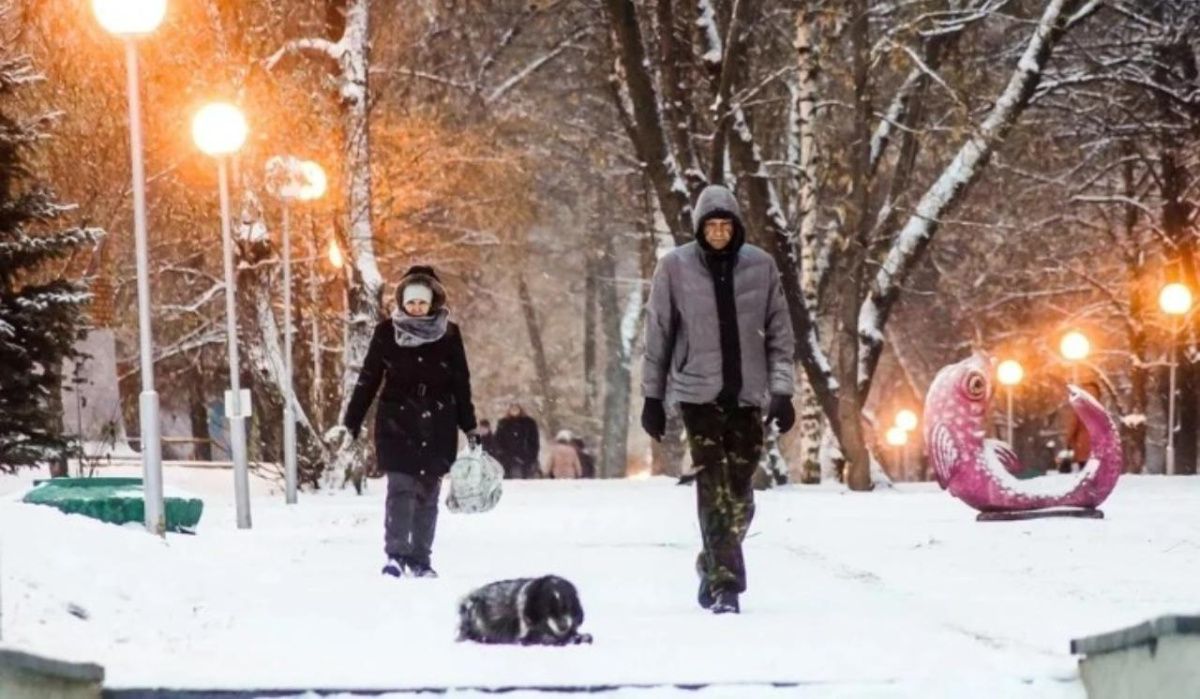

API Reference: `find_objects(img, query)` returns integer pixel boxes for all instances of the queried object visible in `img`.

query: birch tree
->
[265,0,379,485]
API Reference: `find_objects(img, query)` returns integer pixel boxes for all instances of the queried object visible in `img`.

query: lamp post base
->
[229,416,252,529]
[283,407,298,504]
[138,390,165,535]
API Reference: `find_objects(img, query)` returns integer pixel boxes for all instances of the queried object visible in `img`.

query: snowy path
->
[3,469,1199,697]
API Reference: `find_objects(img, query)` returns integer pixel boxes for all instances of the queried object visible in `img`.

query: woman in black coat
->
[343,266,478,578]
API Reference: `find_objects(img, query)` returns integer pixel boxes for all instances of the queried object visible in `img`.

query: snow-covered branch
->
[696,0,723,68]
[857,0,1086,391]
[264,38,343,72]
[160,282,224,317]
[602,0,693,242]
[728,103,840,420]
[486,26,591,104]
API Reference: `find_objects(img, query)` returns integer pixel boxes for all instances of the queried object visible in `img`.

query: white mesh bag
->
[445,445,504,513]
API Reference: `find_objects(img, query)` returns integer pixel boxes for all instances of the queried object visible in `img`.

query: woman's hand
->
[325,425,354,451]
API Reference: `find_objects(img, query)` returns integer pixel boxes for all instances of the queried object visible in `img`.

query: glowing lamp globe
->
[885,426,908,447]
[997,359,1024,387]
[192,103,248,157]
[895,409,918,432]
[298,161,327,201]
[93,0,166,36]
[1159,283,1193,317]
[1060,331,1090,362]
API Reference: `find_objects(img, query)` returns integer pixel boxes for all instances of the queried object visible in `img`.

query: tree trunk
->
[794,2,822,483]
[264,0,380,489]
[1124,362,1148,475]
[1158,148,1198,475]
[329,0,381,489]
[1176,235,1199,476]
[583,248,598,416]
[237,190,334,488]
[838,0,875,492]
[1152,23,1200,476]
[596,230,639,478]
[188,370,213,462]
[1120,154,1148,475]
[1175,329,1199,475]
[517,272,561,436]
[1121,279,1149,476]
[601,0,693,243]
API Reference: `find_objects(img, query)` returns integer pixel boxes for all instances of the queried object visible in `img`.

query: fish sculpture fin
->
[929,423,958,489]
[983,438,1025,477]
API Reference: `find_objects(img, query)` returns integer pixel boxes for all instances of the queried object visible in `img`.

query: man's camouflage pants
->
[680,402,764,595]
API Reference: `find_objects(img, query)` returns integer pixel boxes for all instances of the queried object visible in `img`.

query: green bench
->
[22,478,204,533]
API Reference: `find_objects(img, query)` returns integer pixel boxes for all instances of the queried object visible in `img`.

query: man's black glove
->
[766,394,796,433]
[641,397,666,442]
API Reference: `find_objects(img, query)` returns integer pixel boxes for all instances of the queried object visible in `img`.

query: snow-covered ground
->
[2,467,1198,697]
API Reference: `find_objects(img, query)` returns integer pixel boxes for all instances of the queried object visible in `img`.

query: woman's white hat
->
[402,283,434,305]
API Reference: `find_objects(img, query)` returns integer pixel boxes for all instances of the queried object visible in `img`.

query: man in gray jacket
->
[641,184,795,614]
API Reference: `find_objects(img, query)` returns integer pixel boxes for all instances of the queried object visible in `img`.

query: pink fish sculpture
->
[923,353,1122,513]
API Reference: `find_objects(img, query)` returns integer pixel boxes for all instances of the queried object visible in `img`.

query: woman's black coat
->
[344,319,477,479]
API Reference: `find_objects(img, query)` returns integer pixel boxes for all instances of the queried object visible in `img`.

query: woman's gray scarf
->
[391,307,449,347]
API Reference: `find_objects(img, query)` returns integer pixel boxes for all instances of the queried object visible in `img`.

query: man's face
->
[508,404,520,417]
[704,218,734,250]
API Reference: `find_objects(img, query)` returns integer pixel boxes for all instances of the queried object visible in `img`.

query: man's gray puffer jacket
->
[642,185,795,410]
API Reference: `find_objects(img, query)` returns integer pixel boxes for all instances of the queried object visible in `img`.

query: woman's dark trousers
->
[384,472,442,566]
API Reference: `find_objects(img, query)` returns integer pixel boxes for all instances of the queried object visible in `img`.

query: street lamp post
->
[1060,330,1090,385]
[997,359,1024,447]
[193,102,252,528]
[885,426,909,474]
[893,410,917,476]
[268,158,327,505]
[309,224,323,417]
[1159,282,1193,476]
[280,184,296,504]
[92,0,168,536]
[310,229,345,424]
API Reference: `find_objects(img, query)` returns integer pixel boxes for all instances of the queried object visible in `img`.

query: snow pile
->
[1,467,1198,696]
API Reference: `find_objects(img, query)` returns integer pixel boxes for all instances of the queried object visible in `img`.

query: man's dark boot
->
[698,577,714,609]
[381,557,404,578]
[696,556,714,609]
[711,590,739,614]
[404,556,439,578]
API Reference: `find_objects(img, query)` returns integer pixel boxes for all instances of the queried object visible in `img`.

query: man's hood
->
[692,184,746,253]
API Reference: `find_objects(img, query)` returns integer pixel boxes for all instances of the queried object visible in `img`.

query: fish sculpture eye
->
[961,371,987,401]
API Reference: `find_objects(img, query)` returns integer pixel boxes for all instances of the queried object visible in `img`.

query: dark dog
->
[456,575,593,645]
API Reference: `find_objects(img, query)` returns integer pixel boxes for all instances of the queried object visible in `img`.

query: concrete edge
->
[1070,615,1200,656]
[0,647,105,683]
[102,676,1082,698]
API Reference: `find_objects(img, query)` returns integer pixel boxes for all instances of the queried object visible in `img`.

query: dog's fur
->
[456,575,592,645]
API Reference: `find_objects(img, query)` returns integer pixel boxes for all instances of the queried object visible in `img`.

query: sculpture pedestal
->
[976,508,1103,522]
